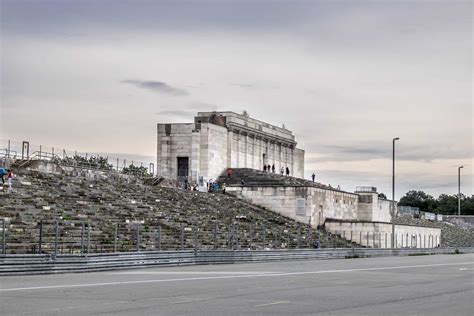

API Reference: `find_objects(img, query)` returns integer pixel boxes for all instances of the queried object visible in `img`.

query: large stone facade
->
[157,112,305,182]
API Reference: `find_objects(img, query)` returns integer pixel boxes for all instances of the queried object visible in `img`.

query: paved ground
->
[1,254,473,315]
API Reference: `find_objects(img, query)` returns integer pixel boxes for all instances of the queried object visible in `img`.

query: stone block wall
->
[226,185,359,227]
[325,220,441,248]
[157,123,195,179]
[357,193,392,223]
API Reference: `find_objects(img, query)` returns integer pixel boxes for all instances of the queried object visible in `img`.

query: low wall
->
[325,220,442,248]
[1,248,471,275]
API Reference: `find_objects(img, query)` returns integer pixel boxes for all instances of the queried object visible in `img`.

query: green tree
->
[398,190,438,213]
[122,164,149,176]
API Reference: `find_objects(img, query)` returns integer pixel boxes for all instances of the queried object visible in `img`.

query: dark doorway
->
[177,157,189,178]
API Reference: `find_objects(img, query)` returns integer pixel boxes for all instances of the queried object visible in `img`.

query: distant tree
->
[378,193,387,200]
[435,193,474,216]
[398,190,438,213]
[122,164,149,177]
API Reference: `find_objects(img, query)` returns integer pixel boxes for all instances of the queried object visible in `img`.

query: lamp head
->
[459,166,464,169]
[393,137,400,141]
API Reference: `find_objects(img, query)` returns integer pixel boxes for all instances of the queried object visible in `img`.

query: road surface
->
[1,254,473,315]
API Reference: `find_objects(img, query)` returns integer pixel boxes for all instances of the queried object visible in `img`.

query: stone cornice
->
[227,122,297,147]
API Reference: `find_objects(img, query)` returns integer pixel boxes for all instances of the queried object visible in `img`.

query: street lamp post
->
[458,166,463,217]
[391,137,400,248]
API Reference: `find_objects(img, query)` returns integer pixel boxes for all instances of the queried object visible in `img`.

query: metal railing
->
[1,247,472,275]
[0,217,460,256]
[1,138,155,176]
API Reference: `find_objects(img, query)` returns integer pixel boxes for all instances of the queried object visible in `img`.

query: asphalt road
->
[1,254,473,315]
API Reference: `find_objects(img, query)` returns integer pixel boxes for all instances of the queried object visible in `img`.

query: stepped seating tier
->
[0,169,353,254]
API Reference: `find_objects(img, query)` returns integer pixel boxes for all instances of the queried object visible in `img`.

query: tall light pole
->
[391,137,400,248]
[458,166,463,216]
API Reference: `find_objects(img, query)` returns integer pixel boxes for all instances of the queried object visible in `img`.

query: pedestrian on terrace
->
[286,167,290,176]
[272,164,275,173]
[280,167,284,175]
[7,169,13,191]
[312,173,315,182]
[263,165,267,172]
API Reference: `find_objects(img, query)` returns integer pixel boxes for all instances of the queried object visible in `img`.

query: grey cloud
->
[230,83,255,89]
[156,110,195,117]
[122,80,188,96]
[305,142,472,164]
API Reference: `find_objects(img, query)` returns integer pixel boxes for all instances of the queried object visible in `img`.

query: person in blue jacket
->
[0,167,6,184]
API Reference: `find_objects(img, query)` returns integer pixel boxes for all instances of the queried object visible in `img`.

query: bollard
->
[157,226,161,251]
[54,220,59,257]
[114,223,118,252]
[38,220,43,254]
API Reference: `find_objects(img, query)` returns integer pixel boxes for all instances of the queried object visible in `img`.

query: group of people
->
[207,178,224,193]
[0,167,14,191]
[263,164,290,176]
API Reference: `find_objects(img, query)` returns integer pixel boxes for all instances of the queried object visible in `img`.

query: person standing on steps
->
[7,169,13,192]
[0,167,6,185]
[312,173,315,182]
[272,164,275,173]
[263,165,267,172]
[280,167,284,175]
[286,167,290,176]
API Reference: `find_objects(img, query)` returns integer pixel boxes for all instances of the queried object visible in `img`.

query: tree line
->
[397,190,474,215]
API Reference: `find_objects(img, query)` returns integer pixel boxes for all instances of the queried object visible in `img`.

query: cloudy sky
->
[1,0,472,198]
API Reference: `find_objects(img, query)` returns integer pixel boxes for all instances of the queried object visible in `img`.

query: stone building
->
[157,111,305,182]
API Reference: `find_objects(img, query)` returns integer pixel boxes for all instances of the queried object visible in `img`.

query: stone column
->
[235,131,240,167]
[190,130,200,182]
[278,143,282,171]
[273,140,277,168]
[227,129,233,168]
[243,132,248,167]
[161,136,172,178]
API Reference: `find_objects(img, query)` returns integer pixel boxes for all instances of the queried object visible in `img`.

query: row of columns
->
[228,129,295,173]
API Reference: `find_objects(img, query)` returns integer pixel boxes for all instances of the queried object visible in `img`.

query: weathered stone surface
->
[157,111,305,183]
[0,169,351,254]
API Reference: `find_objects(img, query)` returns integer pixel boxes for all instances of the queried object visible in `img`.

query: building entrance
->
[177,157,189,179]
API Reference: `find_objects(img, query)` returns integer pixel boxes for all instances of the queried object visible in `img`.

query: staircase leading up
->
[218,168,338,191]
[0,169,354,254]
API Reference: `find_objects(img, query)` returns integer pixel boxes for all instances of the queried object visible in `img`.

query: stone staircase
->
[0,169,353,254]
[218,168,335,190]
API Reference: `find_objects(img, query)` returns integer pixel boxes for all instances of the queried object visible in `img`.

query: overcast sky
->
[1,0,472,198]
